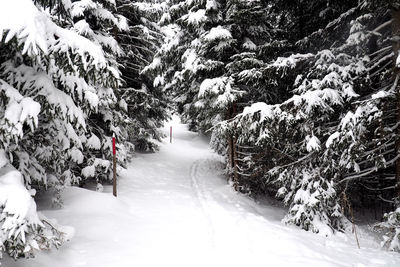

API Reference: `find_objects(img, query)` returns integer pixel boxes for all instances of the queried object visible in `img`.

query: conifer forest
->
[2,0,400,266]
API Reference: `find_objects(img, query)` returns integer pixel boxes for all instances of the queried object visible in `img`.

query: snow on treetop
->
[326,131,340,148]
[87,134,102,150]
[68,147,84,164]
[74,20,95,36]
[197,77,242,108]
[241,102,276,121]
[158,24,182,53]
[132,1,168,13]
[371,90,390,100]
[72,0,128,31]
[206,0,219,11]
[243,37,257,51]
[182,9,207,26]
[153,75,165,87]
[316,50,335,63]
[159,12,172,25]
[305,135,321,152]
[142,57,162,73]
[203,26,232,42]
[0,0,106,67]
[345,15,372,46]
[198,77,228,97]
[182,49,199,72]
[272,53,313,69]
[71,0,97,17]
[93,8,117,24]
[116,15,129,31]
[339,104,378,131]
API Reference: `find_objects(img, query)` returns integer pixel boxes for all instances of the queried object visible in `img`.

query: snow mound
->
[0,150,70,261]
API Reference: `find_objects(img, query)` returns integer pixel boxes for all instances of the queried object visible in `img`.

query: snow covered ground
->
[4,117,400,267]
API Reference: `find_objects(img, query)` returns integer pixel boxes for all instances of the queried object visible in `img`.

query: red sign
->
[112,136,116,155]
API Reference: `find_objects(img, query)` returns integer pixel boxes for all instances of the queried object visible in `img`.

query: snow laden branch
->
[0,151,72,260]
[0,0,133,262]
[217,45,378,233]
[0,0,106,68]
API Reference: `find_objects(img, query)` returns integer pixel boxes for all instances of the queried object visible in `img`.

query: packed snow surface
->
[5,117,400,267]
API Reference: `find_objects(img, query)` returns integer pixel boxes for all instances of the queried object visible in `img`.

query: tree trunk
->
[297,0,305,39]
[233,136,239,191]
[392,7,400,198]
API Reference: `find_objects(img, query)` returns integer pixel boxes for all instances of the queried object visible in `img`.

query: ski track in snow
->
[190,159,216,255]
[4,118,400,267]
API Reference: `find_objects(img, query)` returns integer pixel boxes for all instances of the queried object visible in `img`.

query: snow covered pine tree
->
[117,0,170,152]
[216,0,400,246]
[150,0,400,250]
[0,0,126,261]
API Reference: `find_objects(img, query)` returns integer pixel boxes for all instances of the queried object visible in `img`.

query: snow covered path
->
[5,119,400,267]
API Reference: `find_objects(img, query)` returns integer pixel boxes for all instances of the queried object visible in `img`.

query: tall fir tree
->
[117,0,170,152]
[0,0,127,260]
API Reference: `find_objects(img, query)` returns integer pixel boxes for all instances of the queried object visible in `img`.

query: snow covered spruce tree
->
[151,0,283,161]
[211,0,356,193]
[217,0,400,241]
[0,0,128,260]
[151,0,400,241]
[149,0,232,133]
[225,47,364,234]
[0,150,70,262]
[116,0,170,152]
[216,0,400,235]
[150,1,250,129]
[0,0,111,260]
[372,0,400,252]
[68,0,131,187]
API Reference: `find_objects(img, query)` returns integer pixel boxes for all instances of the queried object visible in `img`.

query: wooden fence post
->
[112,134,117,197]
[233,137,239,191]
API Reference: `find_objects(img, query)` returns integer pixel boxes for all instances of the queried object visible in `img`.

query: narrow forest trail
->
[5,118,400,267]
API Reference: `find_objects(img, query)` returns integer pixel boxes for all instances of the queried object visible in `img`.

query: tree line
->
[149,0,400,251]
[1,0,400,262]
[0,0,167,260]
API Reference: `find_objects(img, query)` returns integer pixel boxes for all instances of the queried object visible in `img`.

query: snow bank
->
[0,166,42,228]
[4,120,400,267]
[0,150,70,262]
[0,150,42,236]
